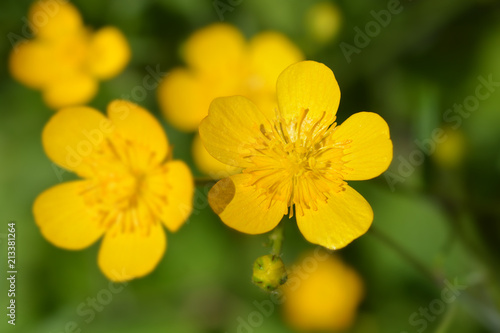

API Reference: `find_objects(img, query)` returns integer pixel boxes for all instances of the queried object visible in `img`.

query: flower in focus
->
[281,252,364,331]
[9,0,130,109]
[157,23,304,175]
[33,100,193,281]
[200,61,392,250]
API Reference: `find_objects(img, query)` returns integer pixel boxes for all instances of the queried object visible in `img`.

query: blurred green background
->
[1,0,500,332]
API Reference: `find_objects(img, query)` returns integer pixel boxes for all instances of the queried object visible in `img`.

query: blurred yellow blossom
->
[305,1,342,44]
[9,0,130,109]
[282,252,364,332]
[33,100,193,281]
[433,127,466,169]
[200,61,392,250]
[157,23,303,175]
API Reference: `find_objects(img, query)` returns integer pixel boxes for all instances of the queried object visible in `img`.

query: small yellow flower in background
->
[282,252,364,332]
[33,100,193,281]
[200,61,392,250]
[433,127,466,169]
[157,23,304,175]
[305,1,342,44]
[9,0,130,109]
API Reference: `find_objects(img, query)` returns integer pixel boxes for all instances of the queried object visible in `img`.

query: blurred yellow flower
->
[433,127,466,169]
[305,1,342,44]
[9,0,130,109]
[157,23,303,175]
[33,100,193,281]
[200,61,392,250]
[282,252,364,331]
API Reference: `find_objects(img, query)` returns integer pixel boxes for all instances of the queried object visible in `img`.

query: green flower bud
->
[252,254,287,291]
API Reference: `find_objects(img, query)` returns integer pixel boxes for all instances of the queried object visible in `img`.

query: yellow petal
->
[157,68,210,131]
[276,61,340,126]
[43,73,98,109]
[248,32,303,92]
[158,67,242,131]
[192,134,240,177]
[332,112,392,180]
[33,181,105,250]
[42,106,110,176]
[98,221,166,281]
[9,40,55,89]
[145,160,194,232]
[209,174,286,234]
[183,23,246,75]
[296,185,373,249]
[28,0,83,39]
[199,96,270,168]
[107,100,169,164]
[86,26,130,80]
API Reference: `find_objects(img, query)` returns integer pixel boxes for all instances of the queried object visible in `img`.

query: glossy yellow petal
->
[143,160,194,232]
[42,106,110,176]
[43,73,98,109]
[107,100,169,164]
[296,185,373,249]
[33,181,105,250]
[248,32,303,92]
[9,40,55,89]
[183,23,246,75]
[199,96,270,168]
[331,112,392,180]
[192,134,240,177]
[28,0,83,39]
[209,174,286,234]
[86,26,130,80]
[276,61,340,126]
[98,220,166,282]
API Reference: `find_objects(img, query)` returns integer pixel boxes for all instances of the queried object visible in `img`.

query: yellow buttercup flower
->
[281,252,364,331]
[157,23,303,175]
[200,61,392,250]
[9,0,130,109]
[33,100,193,281]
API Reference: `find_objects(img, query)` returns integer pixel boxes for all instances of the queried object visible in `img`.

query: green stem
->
[270,221,285,257]
[369,226,440,285]
[435,303,457,333]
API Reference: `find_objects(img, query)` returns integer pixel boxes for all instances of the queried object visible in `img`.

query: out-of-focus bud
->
[252,254,287,291]
[305,1,342,44]
[433,127,466,169]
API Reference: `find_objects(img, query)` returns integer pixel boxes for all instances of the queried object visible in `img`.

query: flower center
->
[243,108,351,217]
[79,133,169,233]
